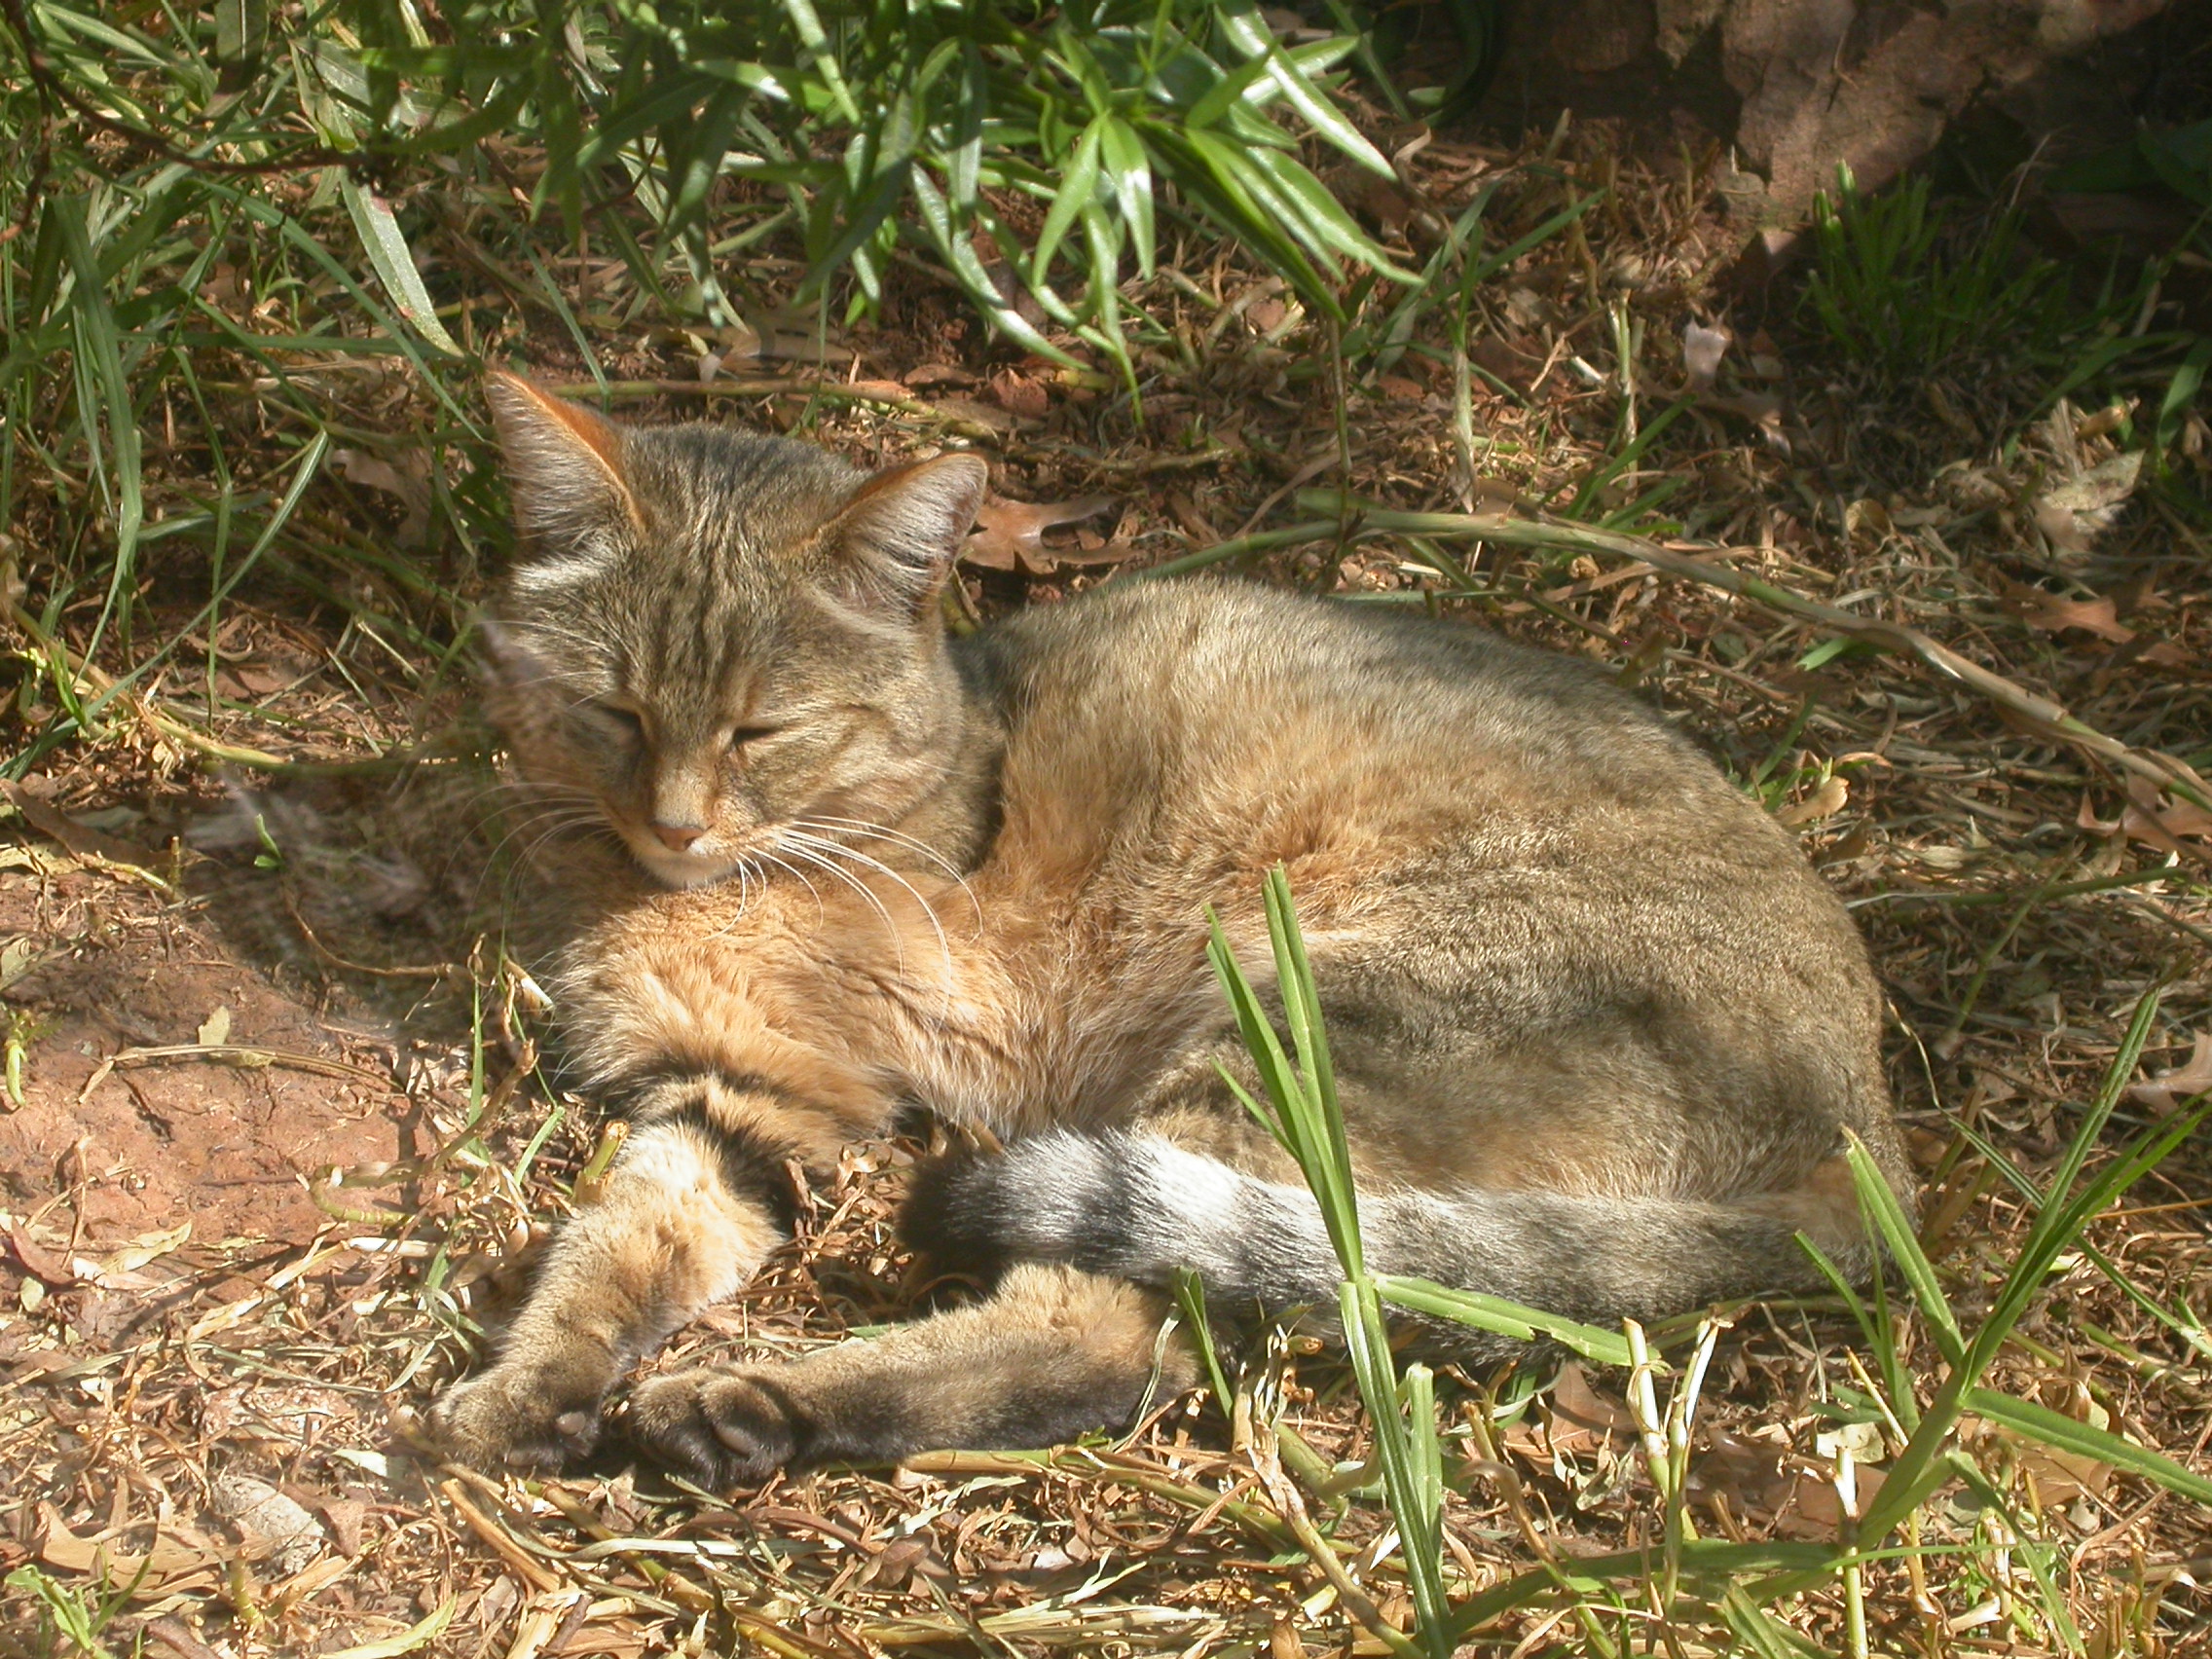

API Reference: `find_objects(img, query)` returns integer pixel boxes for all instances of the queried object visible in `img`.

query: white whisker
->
[756,851,828,929]
[788,814,983,930]
[782,830,955,978]
[775,839,909,978]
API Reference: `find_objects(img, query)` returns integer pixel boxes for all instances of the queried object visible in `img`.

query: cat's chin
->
[628,845,745,890]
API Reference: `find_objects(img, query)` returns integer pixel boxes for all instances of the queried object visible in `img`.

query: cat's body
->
[432,375,1907,1485]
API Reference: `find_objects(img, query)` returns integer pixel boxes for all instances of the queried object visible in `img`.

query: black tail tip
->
[898,1150,1014,1286]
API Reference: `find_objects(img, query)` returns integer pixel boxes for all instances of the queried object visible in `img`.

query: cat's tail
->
[902,1129,1874,1353]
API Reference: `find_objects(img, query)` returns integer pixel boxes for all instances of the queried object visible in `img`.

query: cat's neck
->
[878,633,1007,873]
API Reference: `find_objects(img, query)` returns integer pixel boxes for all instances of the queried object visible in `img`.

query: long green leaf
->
[1216,3,1391,176]
[1841,1133,1964,1365]
[1718,1585,1829,1659]
[1374,1275,1634,1366]
[1966,1387,2212,1505]
[339,172,464,357]
[54,198,143,662]
[1968,989,2162,1369]
[1032,114,1104,287]
[1096,115,1155,276]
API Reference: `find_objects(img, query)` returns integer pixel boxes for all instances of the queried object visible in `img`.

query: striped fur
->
[430,376,1909,1487]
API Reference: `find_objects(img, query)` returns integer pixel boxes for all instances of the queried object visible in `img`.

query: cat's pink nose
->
[651,822,706,852]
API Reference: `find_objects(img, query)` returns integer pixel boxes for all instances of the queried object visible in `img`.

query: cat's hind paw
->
[625,1369,802,1492]
[431,1364,608,1473]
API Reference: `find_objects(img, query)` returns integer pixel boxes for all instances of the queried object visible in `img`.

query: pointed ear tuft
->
[827,452,989,608]
[486,370,641,544]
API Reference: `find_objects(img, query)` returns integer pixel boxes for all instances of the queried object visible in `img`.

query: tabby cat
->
[430,371,1908,1486]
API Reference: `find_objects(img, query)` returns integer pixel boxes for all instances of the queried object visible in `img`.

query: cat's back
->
[967,576,1751,833]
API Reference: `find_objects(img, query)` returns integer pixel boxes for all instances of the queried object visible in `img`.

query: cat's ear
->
[825,452,988,610]
[472,616,551,688]
[486,370,642,542]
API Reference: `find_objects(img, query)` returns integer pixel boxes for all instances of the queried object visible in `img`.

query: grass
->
[1209,872,2212,1657]
[1,5,2209,1653]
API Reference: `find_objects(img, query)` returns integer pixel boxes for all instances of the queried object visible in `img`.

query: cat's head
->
[481,372,987,889]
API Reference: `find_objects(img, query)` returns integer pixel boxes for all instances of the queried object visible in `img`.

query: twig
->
[78,1043,394,1104]
[1248,1416,1423,1659]
[437,1478,565,1593]
[1849,868,2197,909]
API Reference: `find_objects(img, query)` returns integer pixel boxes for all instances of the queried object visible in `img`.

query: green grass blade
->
[1373,1274,1633,1366]
[1097,114,1155,276]
[1968,988,2163,1368]
[1950,1103,2212,1356]
[1216,3,1390,176]
[1031,114,1104,287]
[1261,869,1352,1203]
[1170,1267,1235,1415]
[1965,1386,2212,1504]
[1718,1584,1830,1658]
[55,197,143,662]
[1842,1132,1964,1365]
[778,0,859,124]
[1339,1281,1449,1657]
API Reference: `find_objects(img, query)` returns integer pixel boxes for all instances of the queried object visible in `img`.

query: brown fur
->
[430,375,1909,1485]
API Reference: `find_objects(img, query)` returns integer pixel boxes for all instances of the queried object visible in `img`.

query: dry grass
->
[2,109,2209,1659]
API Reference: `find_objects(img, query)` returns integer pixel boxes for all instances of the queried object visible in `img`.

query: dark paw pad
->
[626,1369,803,1491]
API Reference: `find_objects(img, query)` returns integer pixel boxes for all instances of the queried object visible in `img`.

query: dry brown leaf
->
[1963,1409,2115,1506]
[2035,451,2142,553]
[1687,1429,1794,1517]
[1682,321,1730,390]
[2000,572,2194,669]
[233,660,301,695]
[930,396,1015,432]
[2011,590,2135,644]
[965,497,1123,574]
[214,1473,325,1576]
[1773,1462,1889,1539]
[904,363,975,388]
[2129,775,2212,839]
[2014,1443,2112,1506]
[34,1501,226,1596]
[2128,1030,2212,1116]
[3,780,162,867]
[2078,780,2212,865]
[1703,390,1787,443]
[1543,1361,1637,1456]
[5,1218,81,1284]
[1774,774,1849,828]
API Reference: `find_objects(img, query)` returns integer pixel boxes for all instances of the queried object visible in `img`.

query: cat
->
[430,370,1910,1487]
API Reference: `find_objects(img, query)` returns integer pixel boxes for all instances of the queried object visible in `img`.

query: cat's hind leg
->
[625,1263,1196,1491]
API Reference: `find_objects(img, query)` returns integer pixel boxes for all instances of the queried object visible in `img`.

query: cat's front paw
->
[432,1361,609,1473]
[626,1369,802,1492]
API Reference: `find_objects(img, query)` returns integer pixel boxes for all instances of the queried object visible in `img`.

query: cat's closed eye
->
[727,725,780,750]
[587,702,645,738]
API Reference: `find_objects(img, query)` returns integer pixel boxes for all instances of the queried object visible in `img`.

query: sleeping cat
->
[431,371,1908,1486]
